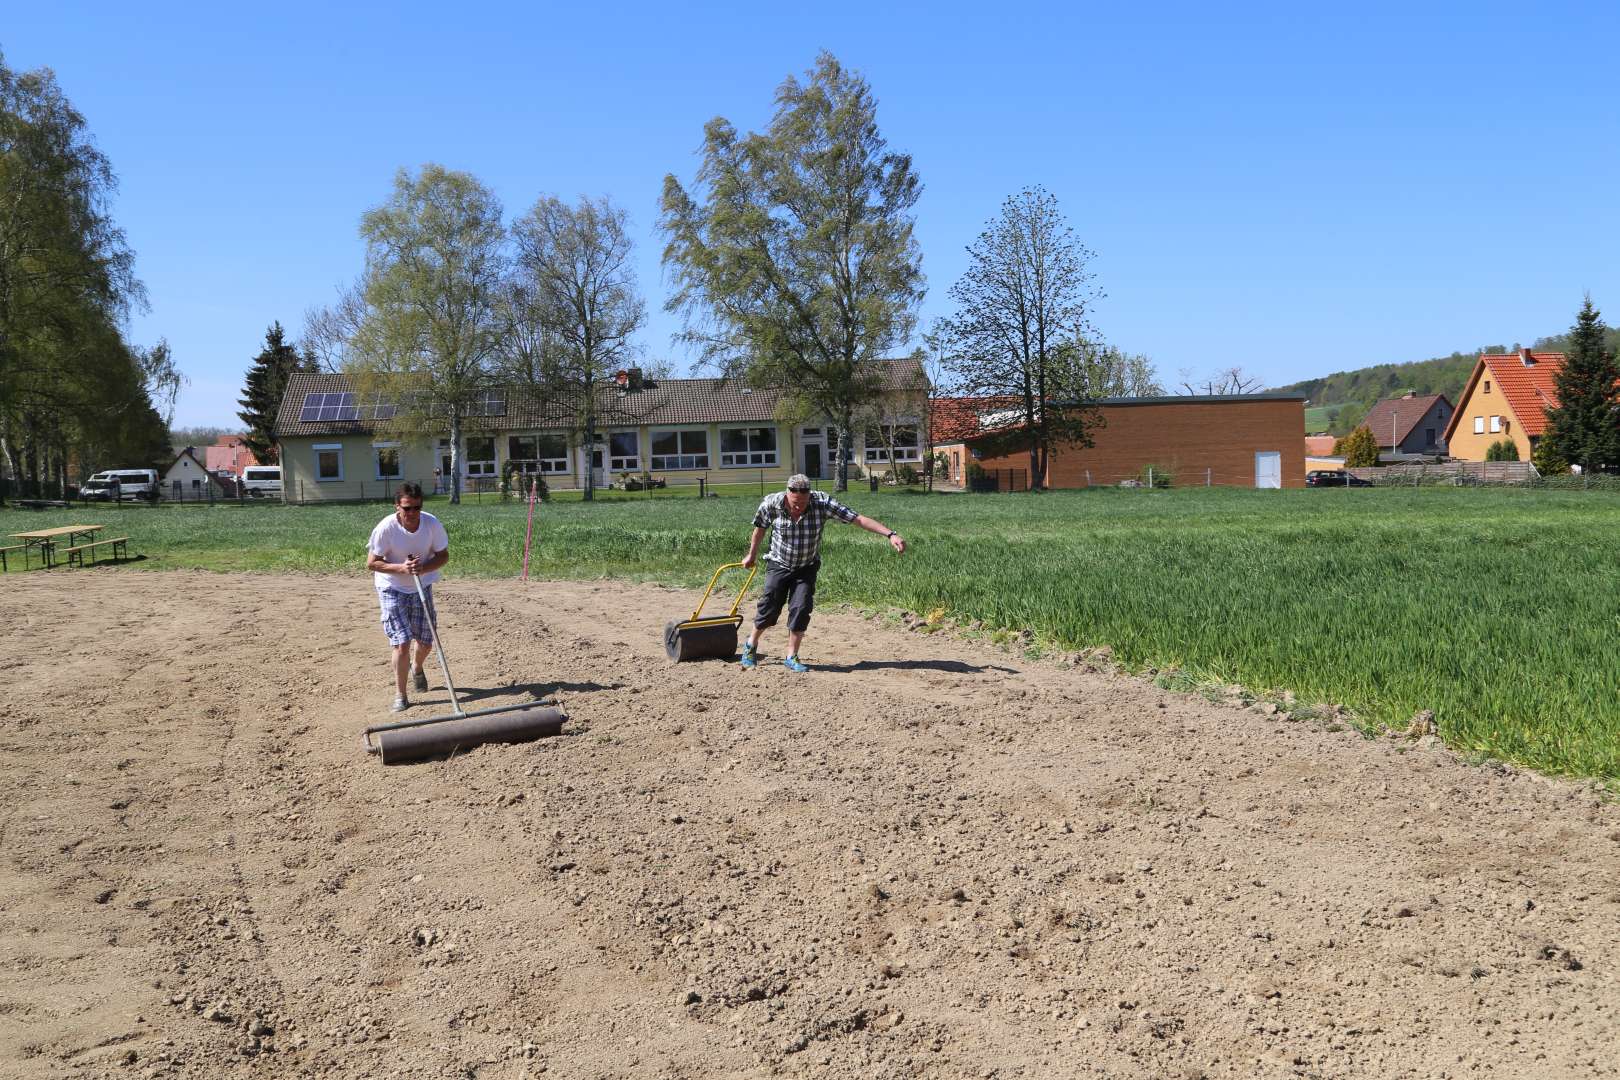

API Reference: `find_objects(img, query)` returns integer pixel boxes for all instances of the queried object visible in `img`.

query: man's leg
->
[392,643,412,697]
[412,640,433,687]
[782,563,818,666]
[746,565,790,657]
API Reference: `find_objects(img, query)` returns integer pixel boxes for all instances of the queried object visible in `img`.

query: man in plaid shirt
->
[740,473,906,671]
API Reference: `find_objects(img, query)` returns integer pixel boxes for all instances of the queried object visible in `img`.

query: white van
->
[240,465,282,498]
[87,468,159,501]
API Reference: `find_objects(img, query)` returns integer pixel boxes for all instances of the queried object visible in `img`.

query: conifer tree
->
[236,322,308,463]
[1334,425,1379,467]
[1539,297,1620,472]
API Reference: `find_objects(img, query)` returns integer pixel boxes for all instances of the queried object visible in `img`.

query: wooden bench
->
[61,537,129,567]
[0,544,25,572]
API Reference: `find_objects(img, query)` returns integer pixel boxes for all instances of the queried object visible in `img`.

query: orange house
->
[1442,349,1564,462]
[933,394,1306,489]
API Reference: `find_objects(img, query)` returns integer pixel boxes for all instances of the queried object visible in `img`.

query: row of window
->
[309,425,922,482]
[1472,415,1508,435]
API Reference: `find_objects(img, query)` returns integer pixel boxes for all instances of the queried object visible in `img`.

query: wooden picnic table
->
[8,524,105,569]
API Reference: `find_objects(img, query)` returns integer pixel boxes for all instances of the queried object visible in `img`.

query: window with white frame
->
[720,426,777,467]
[314,443,344,481]
[650,429,709,470]
[863,424,921,463]
[537,434,569,472]
[465,436,496,478]
[374,442,402,479]
[1473,416,1484,434]
[609,431,640,470]
[1489,415,1501,433]
[507,435,538,472]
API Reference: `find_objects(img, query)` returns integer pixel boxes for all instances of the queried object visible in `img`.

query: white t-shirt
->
[368,511,450,593]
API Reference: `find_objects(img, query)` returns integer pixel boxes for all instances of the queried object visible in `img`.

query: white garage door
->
[1255,451,1281,489]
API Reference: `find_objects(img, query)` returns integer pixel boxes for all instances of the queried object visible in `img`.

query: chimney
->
[615,370,629,387]
[1402,391,1415,399]
[627,367,644,391]
[1520,348,1536,366]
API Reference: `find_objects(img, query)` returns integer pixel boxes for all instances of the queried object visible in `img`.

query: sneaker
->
[390,696,410,713]
[782,655,809,673]
[739,643,758,669]
[411,667,428,692]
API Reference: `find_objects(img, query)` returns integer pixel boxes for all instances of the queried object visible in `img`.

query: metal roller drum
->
[665,561,757,663]
[664,617,739,662]
[374,705,567,765]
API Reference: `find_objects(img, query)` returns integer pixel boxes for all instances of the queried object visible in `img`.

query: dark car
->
[1306,469,1372,488]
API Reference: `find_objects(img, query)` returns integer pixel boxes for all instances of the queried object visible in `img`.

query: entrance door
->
[1255,451,1281,489]
[579,438,606,489]
[803,442,823,479]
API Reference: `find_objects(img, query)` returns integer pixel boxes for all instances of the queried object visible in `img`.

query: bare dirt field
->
[1,570,1617,1080]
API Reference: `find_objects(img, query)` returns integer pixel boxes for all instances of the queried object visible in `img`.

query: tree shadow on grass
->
[812,659,1019,675]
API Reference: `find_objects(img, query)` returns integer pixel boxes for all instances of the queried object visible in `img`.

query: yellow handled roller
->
[663,561,757,662]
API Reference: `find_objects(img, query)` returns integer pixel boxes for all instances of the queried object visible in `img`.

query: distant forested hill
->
[1275,327,1620,433]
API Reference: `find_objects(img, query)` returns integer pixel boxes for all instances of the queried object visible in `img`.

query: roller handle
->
[414,571,465,718]
[689,561,759,622]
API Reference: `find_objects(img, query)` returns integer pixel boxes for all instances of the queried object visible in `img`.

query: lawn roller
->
[363,573,567,764]
[664,561,758,662]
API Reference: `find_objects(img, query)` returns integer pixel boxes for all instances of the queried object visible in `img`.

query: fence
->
[1347,461,1539,486]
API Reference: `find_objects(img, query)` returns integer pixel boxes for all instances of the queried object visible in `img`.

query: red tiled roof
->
[1304,435,1338,457]
[1362,393,1451,448]
[1442,351,1565,442]
[929,396,1024,442]
[205,441,258,474]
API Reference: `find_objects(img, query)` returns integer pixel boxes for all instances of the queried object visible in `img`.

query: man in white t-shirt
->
[365,483,450,713]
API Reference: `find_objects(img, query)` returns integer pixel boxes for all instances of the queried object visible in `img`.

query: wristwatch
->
[885,530,897,539]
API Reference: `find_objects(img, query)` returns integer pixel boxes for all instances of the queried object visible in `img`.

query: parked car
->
[83,468,160,500]
[78,477,117,501]
[240,465,282,498]
[1306,469,1373,488]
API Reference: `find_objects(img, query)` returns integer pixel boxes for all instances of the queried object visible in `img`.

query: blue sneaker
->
[739,642,758,669]
[782,655,809,673]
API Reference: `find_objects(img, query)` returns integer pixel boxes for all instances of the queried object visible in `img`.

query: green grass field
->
[5,486,1617,782]
[1304,405,1337,432]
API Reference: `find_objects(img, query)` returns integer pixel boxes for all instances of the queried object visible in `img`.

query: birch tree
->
[338,165,508,503]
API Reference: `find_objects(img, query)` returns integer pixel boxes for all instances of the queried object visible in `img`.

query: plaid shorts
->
[378,586,436,646]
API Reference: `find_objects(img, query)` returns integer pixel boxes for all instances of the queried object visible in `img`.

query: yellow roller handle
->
[689,561,758,622]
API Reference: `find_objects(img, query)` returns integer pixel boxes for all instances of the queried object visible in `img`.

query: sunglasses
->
[787,487,810,494]
[398,504,423,512]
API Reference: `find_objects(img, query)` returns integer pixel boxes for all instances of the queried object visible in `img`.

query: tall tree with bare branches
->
[506,194,644,502]
[943,187,1102,490]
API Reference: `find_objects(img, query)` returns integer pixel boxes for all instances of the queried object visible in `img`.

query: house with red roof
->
[1363,392,1453,457]
[1442,349,1564,461]
[205,435,259,477]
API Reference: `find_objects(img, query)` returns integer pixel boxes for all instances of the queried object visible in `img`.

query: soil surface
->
[1,570,1617,1080]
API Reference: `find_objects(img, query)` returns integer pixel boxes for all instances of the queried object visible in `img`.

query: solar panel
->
[301,391,360,421]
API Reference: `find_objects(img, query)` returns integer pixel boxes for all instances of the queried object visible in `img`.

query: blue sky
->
[7,2,1618,427]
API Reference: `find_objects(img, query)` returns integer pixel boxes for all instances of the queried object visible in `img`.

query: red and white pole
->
[521,477,538,582]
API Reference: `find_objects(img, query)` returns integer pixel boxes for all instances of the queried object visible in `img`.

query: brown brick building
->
[934,395,1307,489]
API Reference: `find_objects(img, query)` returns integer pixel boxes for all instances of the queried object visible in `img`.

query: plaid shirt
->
[753,491,859,568]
